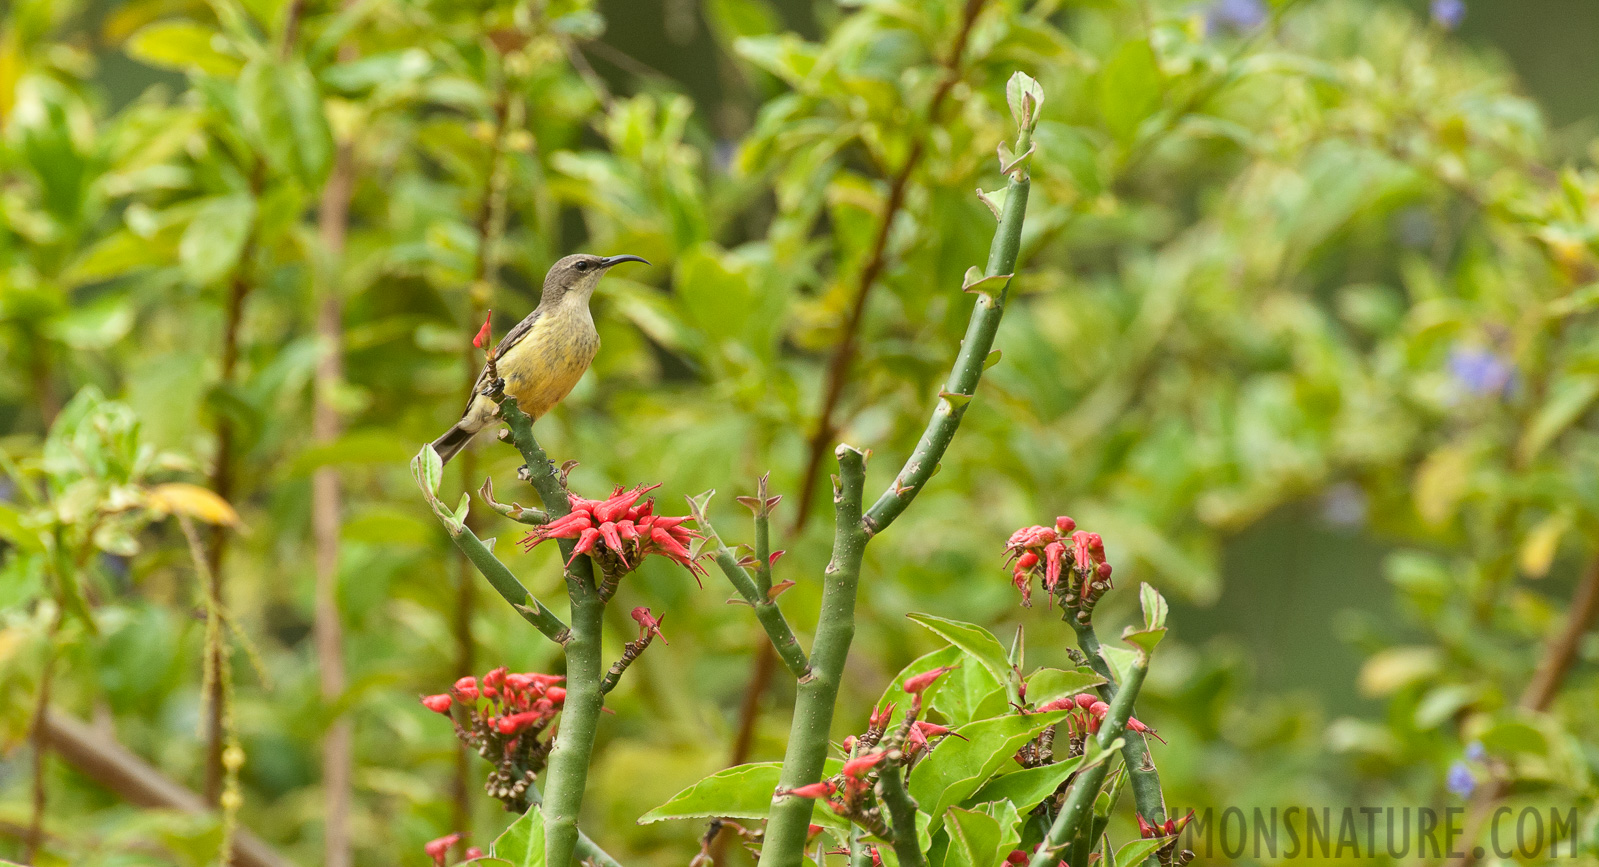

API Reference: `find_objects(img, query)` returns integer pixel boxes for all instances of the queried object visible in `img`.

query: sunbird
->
[431,253,648,464]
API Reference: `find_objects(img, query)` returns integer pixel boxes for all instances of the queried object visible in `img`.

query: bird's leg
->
[480,375,506,401]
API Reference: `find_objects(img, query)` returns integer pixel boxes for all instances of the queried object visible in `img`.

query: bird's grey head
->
[541,253,648,305]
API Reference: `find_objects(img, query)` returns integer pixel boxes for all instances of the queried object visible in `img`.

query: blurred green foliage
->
[2,0,1598,863]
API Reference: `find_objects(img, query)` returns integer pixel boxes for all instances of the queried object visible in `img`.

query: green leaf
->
[1024,668,1106,706]
[491,805,543,867]
[909,711,1067,836]
[1097,40,1161,142]
[239,58,334,187]
[908,613,1014,695]
[966,755,1084,811]
[1005,71,1045,132]
[1517,375,1599,464]
[179,194,254,285]
[943,806,1003,867]
[640,760,842,823]
[125,21,242,77]
[1139,583,1168,631]
[1113,839,1165,867]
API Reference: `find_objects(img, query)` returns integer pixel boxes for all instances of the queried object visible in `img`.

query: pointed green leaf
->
[1024,668,1106,705]
[1138,583,1168,631]
[908,613,1013,691]
[967,755,1084,811]
[1114,839,1166,867]
[641,760,844,823]
[239,58,333,187]
[943,806,1003,867]
[492,804,544,867]
[909,711,1067,836]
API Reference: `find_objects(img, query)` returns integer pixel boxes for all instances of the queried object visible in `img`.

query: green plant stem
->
[1069,619,1165,827]
[875,761,925,867]
[863,170,1030,535]
[704,527,809,678]
[539,583,604,867]
[848,828,873,867]
[522,783,624,867]
[754,510,773,597]
[759,446,868,867]
[1026,659,1148,867]
[446,524,569,644]
[485,397,607,866]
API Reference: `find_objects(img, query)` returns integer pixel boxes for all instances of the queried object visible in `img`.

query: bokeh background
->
[2,0,1598,864]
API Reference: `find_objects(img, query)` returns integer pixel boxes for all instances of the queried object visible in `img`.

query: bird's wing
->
[457,307,544,418]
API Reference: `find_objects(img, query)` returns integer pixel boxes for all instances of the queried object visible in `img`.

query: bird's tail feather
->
[431,424,474,465]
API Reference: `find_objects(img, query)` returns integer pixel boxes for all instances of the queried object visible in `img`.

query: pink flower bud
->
[453,677,479,701]
[1055,516,1076,534]
[784,781,837,799]
[497,711,541,735]
[483,667,507,690]
[421,694,452,714]
[464,847,484,860]
[913,721,953,738]
[842,752,886,778]
[1138,814,1158,838]
[1016,551,1039,570]
[425,833,462,866]
[472,312,492,350]
[1075,693,1098,709]
[545,687,566,705]
[903,664,958,695]
[1088,701,1109,717]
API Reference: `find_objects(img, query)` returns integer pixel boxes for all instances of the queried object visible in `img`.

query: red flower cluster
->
[1004,515,1113,610]
[1033,692,1162,742]
[420,666,567,809]
[522,484,705,578]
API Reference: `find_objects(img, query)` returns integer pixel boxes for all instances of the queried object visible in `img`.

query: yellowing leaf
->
[1518,512,1571,579]
[147,483,239,527]
[1413,444,1472,527]
[1357,646,1441,698]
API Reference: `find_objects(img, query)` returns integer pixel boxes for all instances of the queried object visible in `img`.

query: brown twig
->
[24,610,62,865]
[38,710,293,867]
[1448,557,1599,866]
[450,70,518,842]
[311,59,359,867]
[788,0,988,527]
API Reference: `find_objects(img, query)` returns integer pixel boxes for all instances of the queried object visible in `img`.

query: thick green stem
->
[876,761,925,867]
[1026,660,1148,867]
[523,767,623,867]
[863,172,1030,535]
[754,510,773,598]
[448,525,569,644]
[704,526,809,678]
[1069,619,1165,827]
[759,446,868,867]
[543,576,604,867]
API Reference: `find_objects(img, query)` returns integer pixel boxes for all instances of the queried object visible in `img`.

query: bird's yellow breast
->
[496,301,600,419]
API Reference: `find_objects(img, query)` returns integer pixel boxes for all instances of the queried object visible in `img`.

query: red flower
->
[464,847,484,860]
[632,606,669,645]
[453,676,479,702]
[421,694,452,714]
[544,687,566,705]
[523,485,706,579]
[496,711,543,735]
[903,664,958,695]
[425,833,462,866]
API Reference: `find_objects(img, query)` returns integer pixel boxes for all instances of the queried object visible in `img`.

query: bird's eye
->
[575,260,591,272]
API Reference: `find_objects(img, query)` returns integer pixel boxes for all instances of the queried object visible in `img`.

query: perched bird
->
[431,253,648,464]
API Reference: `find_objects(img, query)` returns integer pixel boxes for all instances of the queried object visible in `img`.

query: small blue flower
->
[1465,741,1486,762]
[1448,345,1515,398]
[1206,0,1268,34]
[1431,0,1466,30]
[1447,761,1476,797]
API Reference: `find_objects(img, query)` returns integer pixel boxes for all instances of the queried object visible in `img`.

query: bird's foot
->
[481,377,507,401]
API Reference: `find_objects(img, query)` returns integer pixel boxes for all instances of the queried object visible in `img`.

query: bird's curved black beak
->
[600,254,650,268]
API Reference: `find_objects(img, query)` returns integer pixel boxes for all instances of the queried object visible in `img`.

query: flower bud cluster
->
[419,666,566,810]
[423,833,482,866]
[1003,515,1113,618]
[1138,810,1198,866]
[780,667,960,834]
[1032,692,1161,743]
[523,484,706,580]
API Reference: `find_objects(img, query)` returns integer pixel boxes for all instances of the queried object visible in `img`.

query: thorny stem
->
[446,524,570,644]
[1027,659,1149,867]
[485,398,606,867]
[875,760,925,867]
[704,526,810,678]
[543,574,604,867]
[1069,620,1166,830]
[863,157,1030,534]
[523,784,624,867]
[759,447,868,867]
[760,124,1036,867]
